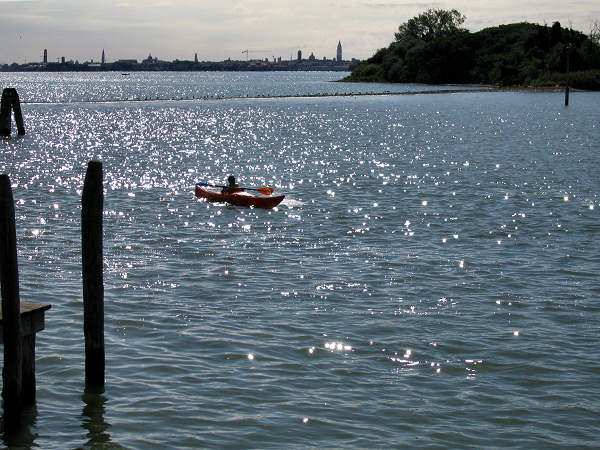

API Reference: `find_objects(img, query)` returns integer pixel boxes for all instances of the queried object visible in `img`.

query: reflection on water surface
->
[1,73,599,448]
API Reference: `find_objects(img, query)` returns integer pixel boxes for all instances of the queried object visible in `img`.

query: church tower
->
[43,49,48,64]
[101,49,105,65]
[337,41,342,62]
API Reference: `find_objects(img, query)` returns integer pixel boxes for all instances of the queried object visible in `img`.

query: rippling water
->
[2,71,482,103]
[1,72,599,448]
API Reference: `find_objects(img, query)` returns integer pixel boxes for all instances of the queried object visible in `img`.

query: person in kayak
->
[221,175,245,194]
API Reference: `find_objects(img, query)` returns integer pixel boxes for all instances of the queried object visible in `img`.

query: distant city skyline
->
[29,41,346,66]
[1,1,599,64]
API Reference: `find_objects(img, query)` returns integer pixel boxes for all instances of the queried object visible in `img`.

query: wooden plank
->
[0,302,51,344]
[0,301,51,320]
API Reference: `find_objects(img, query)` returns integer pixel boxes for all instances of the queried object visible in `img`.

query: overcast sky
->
[1,0,598,64]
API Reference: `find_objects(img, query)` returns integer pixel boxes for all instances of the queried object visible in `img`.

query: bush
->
[533,70,600,90]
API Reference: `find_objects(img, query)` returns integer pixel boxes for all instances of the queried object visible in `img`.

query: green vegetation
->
[344,9,600,90]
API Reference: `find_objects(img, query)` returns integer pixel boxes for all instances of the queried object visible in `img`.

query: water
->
[2,71,483,104]
[1,72,599,448]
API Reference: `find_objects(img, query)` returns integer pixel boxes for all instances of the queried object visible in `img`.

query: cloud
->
[363,2,439,8]
[2,0,599,64]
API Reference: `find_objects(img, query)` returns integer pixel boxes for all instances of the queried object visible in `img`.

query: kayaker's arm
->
[196,182,273,195]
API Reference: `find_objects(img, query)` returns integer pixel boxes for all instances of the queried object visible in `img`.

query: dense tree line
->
[345,9,600,90]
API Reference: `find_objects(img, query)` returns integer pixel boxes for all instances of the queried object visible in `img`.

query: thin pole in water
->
[564,44,574,107]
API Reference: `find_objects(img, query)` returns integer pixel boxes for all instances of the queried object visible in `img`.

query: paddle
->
[196,182,274,195]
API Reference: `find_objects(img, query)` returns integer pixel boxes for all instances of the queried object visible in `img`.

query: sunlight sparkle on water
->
[6,72,599,449]
[325,342,352,352]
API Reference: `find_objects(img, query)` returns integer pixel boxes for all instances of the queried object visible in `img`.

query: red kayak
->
[195,185,285,209]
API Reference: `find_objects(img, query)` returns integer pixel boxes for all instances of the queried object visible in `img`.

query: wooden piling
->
[0,91,12,137]
[0,174,23,431]
[21,334,36,405]
[0,88,25,137]
[11,90,25,136]
[81,161,105,391]
[0,302,52,403]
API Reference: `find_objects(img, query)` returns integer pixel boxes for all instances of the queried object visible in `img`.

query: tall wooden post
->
[0,90,12,137]
[0,174,23,432]
[0,88,25,137]
[81,161,104,391]
[21,334,36,405]
[11,90,25,136]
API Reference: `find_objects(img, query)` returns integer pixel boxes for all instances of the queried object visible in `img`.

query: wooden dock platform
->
[0,301,51,344]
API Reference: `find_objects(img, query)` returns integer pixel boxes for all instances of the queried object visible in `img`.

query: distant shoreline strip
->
[20,87,569,105]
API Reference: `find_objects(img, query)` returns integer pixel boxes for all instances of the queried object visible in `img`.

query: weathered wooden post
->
[0,90,12,137]
[0,174,23,431]
[0,88,25,137]
[3,301,51,406]
[81,161,105,392]
[11,89,25,136]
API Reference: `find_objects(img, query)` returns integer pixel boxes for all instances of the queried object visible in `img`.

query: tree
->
[344,14,600,89]
[591,20,600,44]
[395,9,466,42]
[550,21,562,45]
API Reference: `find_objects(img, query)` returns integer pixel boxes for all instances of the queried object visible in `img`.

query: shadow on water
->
[1,392,124,448]
[81,390,116,448]
[1,404,39,447]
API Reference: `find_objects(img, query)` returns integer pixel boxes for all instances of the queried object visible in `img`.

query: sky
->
[1,0,599,64]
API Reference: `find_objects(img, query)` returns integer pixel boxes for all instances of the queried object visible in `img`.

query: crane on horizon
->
[241,49,269,61]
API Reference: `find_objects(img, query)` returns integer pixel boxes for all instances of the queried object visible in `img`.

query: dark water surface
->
[1,72,599,448]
